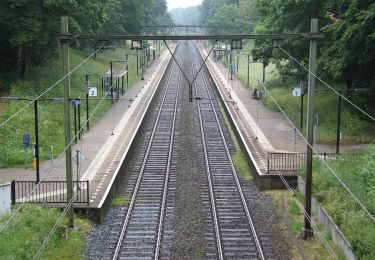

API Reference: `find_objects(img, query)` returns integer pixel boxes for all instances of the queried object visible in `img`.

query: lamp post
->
[247,54,250,88]
[0,96,63,183]
[230,50,233,80]
[136,49,139,76]
[141,49,145,81]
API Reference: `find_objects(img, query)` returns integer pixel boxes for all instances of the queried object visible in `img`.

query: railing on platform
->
[267,152,336,174]
[11,180,89,205]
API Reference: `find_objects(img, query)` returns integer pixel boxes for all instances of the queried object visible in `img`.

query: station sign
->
[88,87,98,97]
[292,87,301,96]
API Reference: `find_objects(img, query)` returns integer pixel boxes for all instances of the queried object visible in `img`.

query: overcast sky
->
[167,0,203,10]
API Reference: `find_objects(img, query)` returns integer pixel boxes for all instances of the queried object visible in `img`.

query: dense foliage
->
[200,0,375,106]
[0,0,171,80]
[300,145,375,259]
[200,0,258,35]
[252,0,375,103]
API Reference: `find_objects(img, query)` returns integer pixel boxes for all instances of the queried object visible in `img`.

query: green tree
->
[206,4,245,35]
[0,0,109,79]
[319,1,375,99]
[252,0,327,80]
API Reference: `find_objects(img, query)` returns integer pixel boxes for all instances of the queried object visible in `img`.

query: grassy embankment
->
[299,145,375,259]
[0,44,149,168]
[268,190,344,259]
[0,204,91,259]
[231,42,375,144]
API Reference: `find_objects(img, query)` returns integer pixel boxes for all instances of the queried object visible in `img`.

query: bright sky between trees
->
[167,0,203,10]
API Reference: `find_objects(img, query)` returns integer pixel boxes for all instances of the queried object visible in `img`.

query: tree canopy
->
[0,0,171,78]
[253,0,375,96]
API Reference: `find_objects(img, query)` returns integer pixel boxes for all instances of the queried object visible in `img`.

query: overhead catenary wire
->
[0,46,103,129]
[0,61,128,234]
[34,64,129,258]
[201,47,337,259]
[267,154,338,259]
[33,188,78,260]
[34,44,164,257]
[276,44,375,122]
[258,79,375,222]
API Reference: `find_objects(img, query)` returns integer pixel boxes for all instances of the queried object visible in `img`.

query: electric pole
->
[303,18,318,239]
[61,16,74,228]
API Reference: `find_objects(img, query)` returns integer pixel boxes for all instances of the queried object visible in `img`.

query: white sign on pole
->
[88,87,98,97]
[292,87,301,97]
[72,151,86,164]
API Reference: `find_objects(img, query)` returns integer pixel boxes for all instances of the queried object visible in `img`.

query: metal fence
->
[267,152,336,174]
[11,180,89,205]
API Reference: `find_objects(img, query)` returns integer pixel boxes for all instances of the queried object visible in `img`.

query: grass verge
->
[300,145,375,259]
[0,204,91,259]
[112,193,132,207]
[268,190,345,259]
[218,101,252,180]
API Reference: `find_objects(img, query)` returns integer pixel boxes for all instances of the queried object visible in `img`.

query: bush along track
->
[0,204,91,259]
[300,144,375,259]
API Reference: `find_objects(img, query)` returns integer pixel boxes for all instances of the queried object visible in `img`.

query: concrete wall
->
[298,177,357,260]
[0,182,11,217]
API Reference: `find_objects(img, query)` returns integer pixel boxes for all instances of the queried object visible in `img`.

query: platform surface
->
[0,47,174,209]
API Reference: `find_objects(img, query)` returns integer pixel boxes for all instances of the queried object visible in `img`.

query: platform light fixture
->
[230,39,242,50]
[131,40,143,50]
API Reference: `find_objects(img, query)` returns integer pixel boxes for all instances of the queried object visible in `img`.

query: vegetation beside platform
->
[0,204,91,259]
[0,46,142,168]
[268,190,344,259]
[299,144,375,259]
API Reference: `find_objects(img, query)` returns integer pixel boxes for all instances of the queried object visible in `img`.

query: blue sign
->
[71,98,81,107]
[23,133,30,148]
[231,64,238,73]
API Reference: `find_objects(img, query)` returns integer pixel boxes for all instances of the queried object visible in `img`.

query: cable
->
[0,61,127,234]
[258,80,375,222]
[268,156,338,260]
[277,45,375,122]
[201,49,337,259]
[34,49,147,252]
[0,47,103,129]
[33,189,77,260]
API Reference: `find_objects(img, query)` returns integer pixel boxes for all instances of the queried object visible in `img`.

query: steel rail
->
[197,47,265,259]
[154,71,181,260]
[193,58,224,260]
[112,58,178,259]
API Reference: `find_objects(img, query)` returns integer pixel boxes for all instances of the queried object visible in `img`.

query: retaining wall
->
[298,177,357,260]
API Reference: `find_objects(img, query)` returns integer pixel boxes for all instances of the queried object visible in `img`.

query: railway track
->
[191,43,267,259]
[110,42,277,259]
[111,45,182,259]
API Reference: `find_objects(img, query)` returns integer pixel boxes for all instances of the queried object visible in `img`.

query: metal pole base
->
[301,227,314,239]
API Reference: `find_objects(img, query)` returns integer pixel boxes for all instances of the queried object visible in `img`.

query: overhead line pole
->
[336,90,342,154]
[303,18,318,239]
[34,99,40,183]
[61,16,74,228]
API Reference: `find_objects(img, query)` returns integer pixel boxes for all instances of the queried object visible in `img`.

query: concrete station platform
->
[198,44,367,189]
[0,45,174,221]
